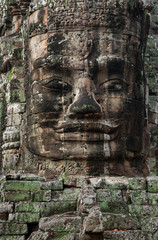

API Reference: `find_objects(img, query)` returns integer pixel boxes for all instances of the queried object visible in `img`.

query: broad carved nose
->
[69,77,102,114]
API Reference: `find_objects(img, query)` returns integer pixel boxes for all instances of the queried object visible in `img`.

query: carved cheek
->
[32,81,41,95]
[31,91,63,114]
[107,98,124,113]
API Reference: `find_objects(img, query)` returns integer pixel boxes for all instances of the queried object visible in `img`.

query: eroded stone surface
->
[0,0,157,239]
[0,0,157,178]
[39,213,82,233]
[25,0,149,177]
[0,175,158,239]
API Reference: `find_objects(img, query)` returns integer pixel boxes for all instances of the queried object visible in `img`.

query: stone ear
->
[83,39,93,58]
[86,40,93,54]
[142,13,151,53]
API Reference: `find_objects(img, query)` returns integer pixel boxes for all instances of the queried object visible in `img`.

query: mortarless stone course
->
[0,175,158,238]
[31,190,51,202]
[40,180,63,190]
[128,178,147,190]
[4,191,31,202]
[15,202,41,213]
[3,181,41,191]
[0,223,28,235]
[8,213,40,223]
[0,236,25,240]
[147,176,158,192]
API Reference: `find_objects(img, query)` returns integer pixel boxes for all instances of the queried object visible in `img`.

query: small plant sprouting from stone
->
[64,0,67,8]
[59,172,68,181]
[7,67,14,82]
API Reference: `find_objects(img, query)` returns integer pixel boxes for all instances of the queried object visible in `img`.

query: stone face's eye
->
[108,81,122,92]
[100,80,122,93]
[42,79,72,93]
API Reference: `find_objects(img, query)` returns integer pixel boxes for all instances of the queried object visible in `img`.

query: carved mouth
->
[54,120,120,133]
[53,120,120,141]
[54,131,119,141]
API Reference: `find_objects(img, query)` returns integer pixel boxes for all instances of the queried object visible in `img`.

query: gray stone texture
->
[0,0,157,239]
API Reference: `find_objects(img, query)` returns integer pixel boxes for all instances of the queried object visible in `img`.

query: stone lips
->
[52,120,120,141]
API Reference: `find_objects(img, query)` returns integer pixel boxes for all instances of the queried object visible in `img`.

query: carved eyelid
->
[42,78,72,92]
[42,78,62,86]
[100,79,123,87]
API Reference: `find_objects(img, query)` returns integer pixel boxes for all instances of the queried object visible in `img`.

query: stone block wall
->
[0,174,158,239]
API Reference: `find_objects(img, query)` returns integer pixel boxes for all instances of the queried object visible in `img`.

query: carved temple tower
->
[0,0,157,239]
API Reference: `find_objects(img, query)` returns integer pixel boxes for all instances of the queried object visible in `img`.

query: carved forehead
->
[28,0,147,64]
[29,0,146,36]
[47,30,105,57]
[28,0,147,72]
[28,29,141,57]
[42,30,143,66]
[48,0,145,30]
[28,31,141,74]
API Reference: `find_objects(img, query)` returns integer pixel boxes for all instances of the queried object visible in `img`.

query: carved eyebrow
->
[96,57,125,74]
[33,55,63,70]
[100,79,123,85]
[45,55,77,71]
[45,56,64,70]
[42,77,62,84]
[33,57,46,69]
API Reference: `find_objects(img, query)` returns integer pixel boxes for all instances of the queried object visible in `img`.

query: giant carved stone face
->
[26,0,147,168]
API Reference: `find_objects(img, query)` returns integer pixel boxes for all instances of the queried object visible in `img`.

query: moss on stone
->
[15,202,41,213]
[3,181,41,191]
[147,177,158,193]
[4,191,31,202]
[32,190,51,202]
[128,178,146,190]
[0,223,28,235]
[12,213,40,223]
[100,201,128,214]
